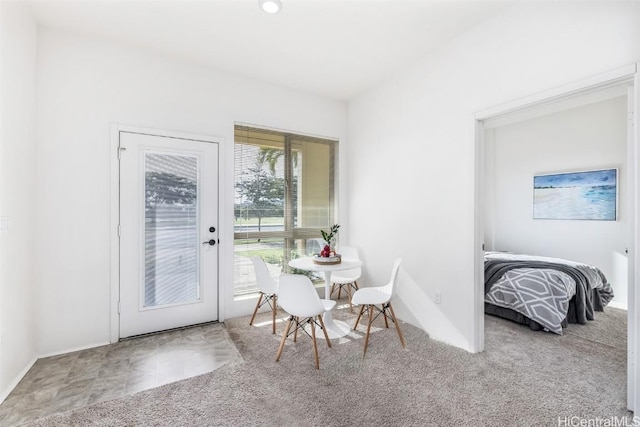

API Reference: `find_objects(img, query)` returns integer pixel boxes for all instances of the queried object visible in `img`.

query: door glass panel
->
[144,152,199,307]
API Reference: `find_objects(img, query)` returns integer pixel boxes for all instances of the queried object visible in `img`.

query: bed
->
[484,251,614,334]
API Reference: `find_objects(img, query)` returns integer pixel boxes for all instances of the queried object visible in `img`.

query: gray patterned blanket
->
[484,252,614,334]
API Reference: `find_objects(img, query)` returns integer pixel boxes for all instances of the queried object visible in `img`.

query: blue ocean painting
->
[533,169,617,220]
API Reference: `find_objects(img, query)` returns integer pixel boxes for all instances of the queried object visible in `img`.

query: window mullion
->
[284,136,294,264]
[284,136,293,231]
[329,142,336,227]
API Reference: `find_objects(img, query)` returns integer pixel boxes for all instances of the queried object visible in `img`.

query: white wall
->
[35,28,348,356]
[0,1,38,401]
[348,2,640,351]
[485,96,629,308]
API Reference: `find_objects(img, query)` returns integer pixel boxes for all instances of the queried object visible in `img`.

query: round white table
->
[288,257,363,339]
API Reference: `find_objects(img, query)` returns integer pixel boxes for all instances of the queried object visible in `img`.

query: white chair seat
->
[321,299,337,311]
[351,287,390,306]
[331,271,360,284]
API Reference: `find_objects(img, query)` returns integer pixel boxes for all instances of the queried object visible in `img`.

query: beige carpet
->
[24,304,630,426]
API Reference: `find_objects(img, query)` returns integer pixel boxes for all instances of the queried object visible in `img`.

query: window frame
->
[233,124,338,295]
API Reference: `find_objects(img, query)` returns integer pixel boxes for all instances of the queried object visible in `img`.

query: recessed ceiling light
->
[259,0,282,14]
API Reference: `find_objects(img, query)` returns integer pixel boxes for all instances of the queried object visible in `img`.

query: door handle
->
[202,239,216,246]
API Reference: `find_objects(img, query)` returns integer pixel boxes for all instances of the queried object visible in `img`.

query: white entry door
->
[119,131,219,338]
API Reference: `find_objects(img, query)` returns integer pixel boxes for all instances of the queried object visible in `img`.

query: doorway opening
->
[473,64,638,411]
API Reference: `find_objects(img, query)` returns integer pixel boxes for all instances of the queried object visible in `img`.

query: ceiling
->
[25,0,514,101]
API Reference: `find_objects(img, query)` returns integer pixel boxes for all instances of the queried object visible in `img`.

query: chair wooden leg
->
[363,305,374,358]
[346,283,353,312]
[330,283,336,298]
[276,316,293,362]
[353,280,359,290]
[271,295,277,334]
[310,319,319,369]
[353,305,365,330]
[294,317,299,342]
[387,303,406,348]
[249,293,264,326]
[317,315,332,348]
[337,284,342,299]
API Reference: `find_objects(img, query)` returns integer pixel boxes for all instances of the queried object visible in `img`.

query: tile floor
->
[0,322,242,426]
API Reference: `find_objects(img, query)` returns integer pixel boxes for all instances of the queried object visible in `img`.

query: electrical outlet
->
[434,291,442,304]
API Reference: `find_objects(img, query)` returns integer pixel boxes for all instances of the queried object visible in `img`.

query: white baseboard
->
[608,300,628,311]
[0,356,37,404]
[37,341,111,359]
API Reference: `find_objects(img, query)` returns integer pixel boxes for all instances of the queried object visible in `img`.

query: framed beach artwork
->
[533,168,618,221]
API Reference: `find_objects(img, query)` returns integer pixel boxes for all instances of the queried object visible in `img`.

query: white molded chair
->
[249,256,279,334]
[351,258,405,358]
[275,274,336,369]
[329,246,361,312]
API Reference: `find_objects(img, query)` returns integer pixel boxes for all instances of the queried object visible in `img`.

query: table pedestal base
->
[306,311,351,339]
[320,314,351,339]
